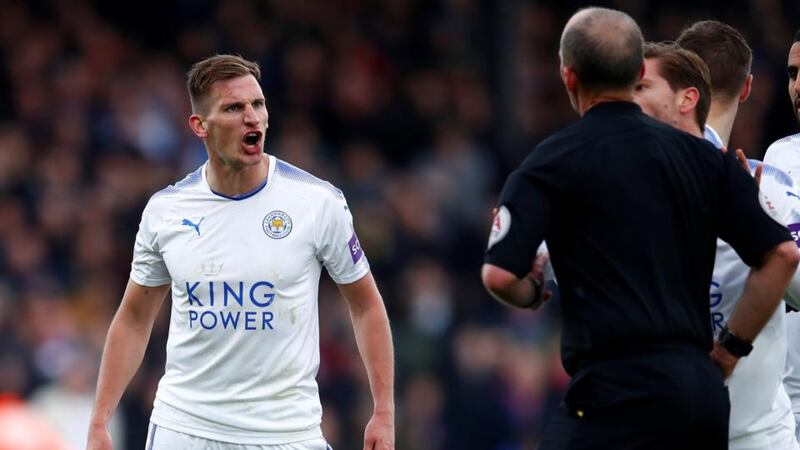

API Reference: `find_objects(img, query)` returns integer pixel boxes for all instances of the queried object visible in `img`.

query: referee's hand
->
[526,253,553,308]
[709,339,740,379]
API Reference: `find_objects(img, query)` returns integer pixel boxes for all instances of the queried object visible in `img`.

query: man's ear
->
[739,74,753,103]
[189,114,208,139]
[561,66,578,91]
[679,86,700,115]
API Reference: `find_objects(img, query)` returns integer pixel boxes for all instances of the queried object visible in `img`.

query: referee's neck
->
[578,90,634,116]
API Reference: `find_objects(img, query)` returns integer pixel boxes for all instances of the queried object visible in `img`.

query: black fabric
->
[536,348,730,450]
[485,101,791,376]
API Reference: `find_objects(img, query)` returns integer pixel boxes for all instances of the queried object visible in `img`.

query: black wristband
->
[718,325,753,357]
[524,274,544,309]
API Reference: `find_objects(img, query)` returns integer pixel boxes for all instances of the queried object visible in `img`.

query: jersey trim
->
[774,132,800,145]
[155,166,203,197]
[275,160,344,199]
[209,177,268,200]
[704,125,724,149]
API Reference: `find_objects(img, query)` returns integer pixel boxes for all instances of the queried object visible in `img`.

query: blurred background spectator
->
[0,0,798,448]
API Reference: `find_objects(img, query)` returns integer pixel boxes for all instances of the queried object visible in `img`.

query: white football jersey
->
[765,133,800,180]
[707,132,800,443]
[130,154,369,444]
[787,311,800,442]
[766,134,800,442]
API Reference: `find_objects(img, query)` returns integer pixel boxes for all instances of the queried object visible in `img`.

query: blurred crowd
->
[0,0,798,449]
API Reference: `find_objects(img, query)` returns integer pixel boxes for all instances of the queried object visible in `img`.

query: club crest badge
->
[487,205,511,249]
[263,210,293,239]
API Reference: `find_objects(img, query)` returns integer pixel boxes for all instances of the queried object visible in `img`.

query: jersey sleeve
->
[718,153,792,268]
[130,198,171,287]
[484,165,553,278]
[758,165,800,309]
[316,191,370,285]
[764,140,800,179]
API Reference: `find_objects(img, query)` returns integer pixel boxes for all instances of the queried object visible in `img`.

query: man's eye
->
[635,84,645,92]
[226,105,241,112]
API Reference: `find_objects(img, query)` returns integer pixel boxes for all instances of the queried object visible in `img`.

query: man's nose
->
[243,104,258,124]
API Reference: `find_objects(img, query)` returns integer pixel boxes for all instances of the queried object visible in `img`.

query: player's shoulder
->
[766,132,800,157]
[273,158,345,203]
[748,159,794,188]
[145,165,205,212]
[769,132,800,148]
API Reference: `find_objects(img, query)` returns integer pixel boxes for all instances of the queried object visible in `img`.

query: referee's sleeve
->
[718,151,792,268]
[484,167,553,278]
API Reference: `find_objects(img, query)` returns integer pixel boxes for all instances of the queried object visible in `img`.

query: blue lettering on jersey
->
[187,281,202,306]
[709,280,725,333]
[185,280,277,331]
[709,281,723,308]
[223,282,243,306]
[711,312,725,332]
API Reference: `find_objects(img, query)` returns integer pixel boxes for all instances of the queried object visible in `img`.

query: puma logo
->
[182,217,205,236]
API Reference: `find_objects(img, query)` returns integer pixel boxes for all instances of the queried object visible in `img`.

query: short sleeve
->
[130,200,171,287]
[757,164,800,246]
[764,140,800,179]
[718,153,792,267]
[316,192,370,285]
[758,166,800,309]
[484,167,553,278]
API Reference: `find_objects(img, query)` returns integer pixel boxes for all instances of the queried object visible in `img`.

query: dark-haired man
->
[482,7,799,449]
[764,29,800,443]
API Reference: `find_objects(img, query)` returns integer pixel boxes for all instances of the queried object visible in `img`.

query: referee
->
[482,7,799,450]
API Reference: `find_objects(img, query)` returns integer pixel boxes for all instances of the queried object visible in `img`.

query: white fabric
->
[145,423,332,450]
[727,410,800,450]
[704,124,725,149]
[765,135,800,442]
[765,133,800,180]
[706,134,800,442]
[131,154,369,444]
[786,311,800,442]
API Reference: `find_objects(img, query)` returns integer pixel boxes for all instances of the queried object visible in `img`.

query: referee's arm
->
[715,241,799,365]
[483,164,553,309]
[713,152,800,376]
[482,252,550,309]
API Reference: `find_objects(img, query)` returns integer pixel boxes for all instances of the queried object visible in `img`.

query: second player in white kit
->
[765,132,800,443]
[708,148,800,449]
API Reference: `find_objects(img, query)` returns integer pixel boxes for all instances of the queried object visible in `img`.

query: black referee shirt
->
[485,102,791,375]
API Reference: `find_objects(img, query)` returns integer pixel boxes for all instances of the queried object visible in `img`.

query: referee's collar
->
[584,101,641,117]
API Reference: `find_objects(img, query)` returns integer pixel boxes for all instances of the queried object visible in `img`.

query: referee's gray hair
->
[560,7,644,92]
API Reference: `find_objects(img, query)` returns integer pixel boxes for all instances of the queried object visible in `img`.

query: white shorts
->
[144,423,333,450]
